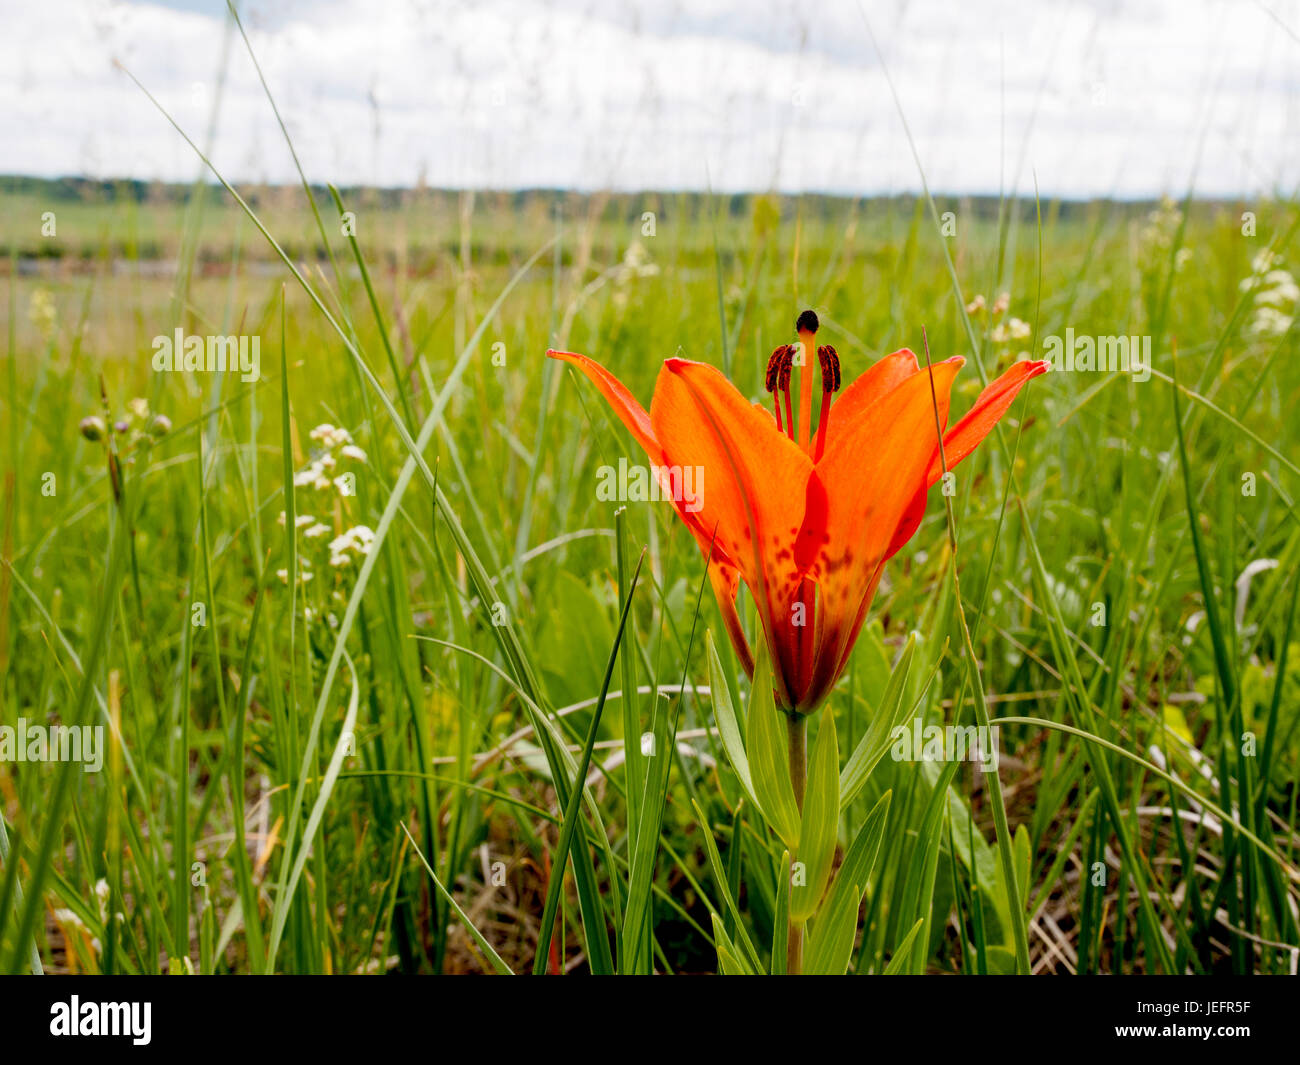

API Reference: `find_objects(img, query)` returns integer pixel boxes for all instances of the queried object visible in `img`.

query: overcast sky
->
[3,0,1298,198]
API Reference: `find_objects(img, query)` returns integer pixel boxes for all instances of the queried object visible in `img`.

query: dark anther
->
[765,344,795,391]
[817,345,841,393]
[777,345,794,391]
[796,309,819,334]
[765,346,787,392]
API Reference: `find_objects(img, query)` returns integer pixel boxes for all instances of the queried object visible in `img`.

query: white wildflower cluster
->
[966,292,1032,345]
[1139,196,1192,272]
[991,317,1032,343]
[274,510,375,590]
[616,240,660,283]
[293,423,368,493]
[328,525,375,568]
[273,515,316,587]
[611,240,660,312]
[53,878,118,960]
[29,288,57,333]
[1239,250,1298,338]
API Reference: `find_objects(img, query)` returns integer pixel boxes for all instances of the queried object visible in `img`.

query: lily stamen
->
[779,348,796,441]
[814,344,840,461]
[765,345,792,435]
[795,309,819,447]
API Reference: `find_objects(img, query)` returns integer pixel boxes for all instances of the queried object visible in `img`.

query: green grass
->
[1,157,1298,973]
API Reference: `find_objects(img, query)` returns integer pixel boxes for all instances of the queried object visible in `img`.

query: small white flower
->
[309,423,336,443]
[992,292,1010,315]
[1258,282,1300,306]
[1249,307,1294,336]
[1251,249,1277,273]
[965,294,986,314]
[304,522,331,539]
[341,444,367,462]
[989,317,1030,343]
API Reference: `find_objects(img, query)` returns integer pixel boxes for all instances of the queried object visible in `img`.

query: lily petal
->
[823,348,921,445]
[882,358,1049,561]
[925,359,1050,481]
[548,349,660,459]
[653,357,814,703]
[550,349,754,668]
[797,359,963,708]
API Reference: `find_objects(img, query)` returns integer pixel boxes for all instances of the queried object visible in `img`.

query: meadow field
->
[1,174,1298,976]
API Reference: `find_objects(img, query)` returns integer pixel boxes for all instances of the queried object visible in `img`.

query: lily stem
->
[786,712,807,975]
[787,712,807,808]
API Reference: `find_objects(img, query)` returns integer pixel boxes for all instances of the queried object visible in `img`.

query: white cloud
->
[1,0,1297,197]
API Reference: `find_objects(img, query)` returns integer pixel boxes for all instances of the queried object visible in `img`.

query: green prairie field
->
[1,175,1298,976]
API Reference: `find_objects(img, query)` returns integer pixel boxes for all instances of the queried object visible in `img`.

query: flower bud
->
[80,415,106,442]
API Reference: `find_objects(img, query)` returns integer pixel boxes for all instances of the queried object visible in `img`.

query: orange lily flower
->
[549,311,1047,715]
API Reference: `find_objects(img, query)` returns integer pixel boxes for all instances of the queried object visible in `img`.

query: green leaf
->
[1013,824,1032,903]
[533,549,646,974]
[746,645,800,849]
[898,759,958,974]
[402,823,513,975]
[537,570,616,706]
[806,790,892,974]
[989,830,1030,968]
[707,630,758,808]
[883,918,926,975]
[840,634,917,810]
[938,768,1006,940]
[711,913,757,975]
[791,711,838,921]
[690,799,764,973]
[771,848,791,975]
[621,550,717,971]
